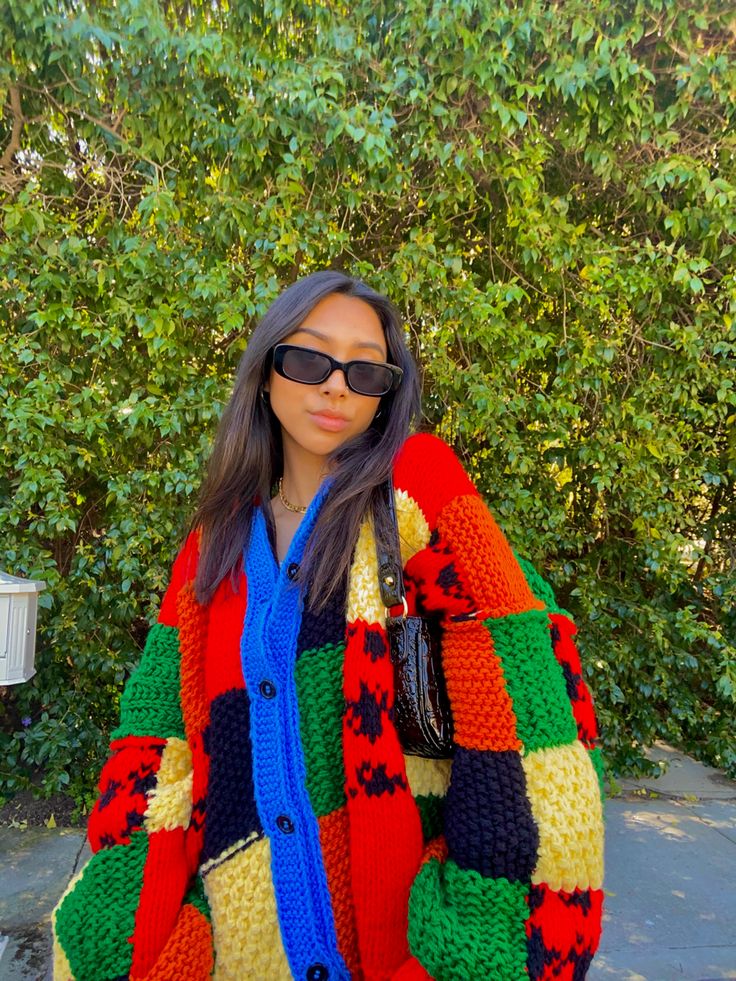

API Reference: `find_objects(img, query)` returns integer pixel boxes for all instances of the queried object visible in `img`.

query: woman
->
[53,270,605,980]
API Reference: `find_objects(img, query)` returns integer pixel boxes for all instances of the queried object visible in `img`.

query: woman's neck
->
[279,449,331,512]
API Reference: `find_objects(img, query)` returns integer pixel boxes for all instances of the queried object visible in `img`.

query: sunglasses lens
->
[275,345,399,396]
[281,347,330,383]
[347,362,394,396]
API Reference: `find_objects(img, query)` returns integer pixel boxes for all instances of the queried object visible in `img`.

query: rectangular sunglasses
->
[272,343,403,397]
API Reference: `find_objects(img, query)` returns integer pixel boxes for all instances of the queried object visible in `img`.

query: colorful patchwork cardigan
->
[53,432,605,981]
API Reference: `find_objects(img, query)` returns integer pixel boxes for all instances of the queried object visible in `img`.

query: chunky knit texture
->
[53,433,604,980]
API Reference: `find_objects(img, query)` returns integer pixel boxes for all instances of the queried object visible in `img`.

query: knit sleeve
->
[52,531,214,981]
[392,433,605,981]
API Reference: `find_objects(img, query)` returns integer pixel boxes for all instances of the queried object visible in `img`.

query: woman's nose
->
[321,366,349,394]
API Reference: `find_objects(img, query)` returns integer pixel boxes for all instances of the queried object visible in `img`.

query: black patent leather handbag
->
[373,479,454,758]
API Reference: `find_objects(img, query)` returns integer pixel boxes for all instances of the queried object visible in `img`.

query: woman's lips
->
[310,412,349,432]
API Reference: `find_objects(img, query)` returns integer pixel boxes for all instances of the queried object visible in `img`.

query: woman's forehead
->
[286,324,386,357]
[286,294,386,355]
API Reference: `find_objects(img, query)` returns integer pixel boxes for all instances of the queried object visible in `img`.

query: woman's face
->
[265,292,388,466]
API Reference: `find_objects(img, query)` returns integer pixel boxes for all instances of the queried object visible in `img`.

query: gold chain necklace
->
[278,477,307,514]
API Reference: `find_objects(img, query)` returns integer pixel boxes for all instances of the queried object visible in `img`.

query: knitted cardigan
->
[53,433,605,981]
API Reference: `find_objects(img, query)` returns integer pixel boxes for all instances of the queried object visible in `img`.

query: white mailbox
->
[0,572,46,685]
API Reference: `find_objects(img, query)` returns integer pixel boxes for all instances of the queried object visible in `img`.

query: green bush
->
[1,0,734,806]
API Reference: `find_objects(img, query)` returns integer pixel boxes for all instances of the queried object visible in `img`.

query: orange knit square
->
[437,495,543,617]
[318,807,361,978]
[132,904,213,981]
[442,620,520,751]
[421,834,448,865]
[176,583,211,737]
[158,530,201,627]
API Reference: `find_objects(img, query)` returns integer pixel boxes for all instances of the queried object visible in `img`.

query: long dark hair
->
[188,270,422,610]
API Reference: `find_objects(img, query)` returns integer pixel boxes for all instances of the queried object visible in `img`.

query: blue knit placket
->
[240,482,349,981]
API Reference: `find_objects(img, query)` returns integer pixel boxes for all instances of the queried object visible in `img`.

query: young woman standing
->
[53,270,605,980]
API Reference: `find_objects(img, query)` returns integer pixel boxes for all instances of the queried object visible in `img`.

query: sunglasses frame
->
[271,343,403,397]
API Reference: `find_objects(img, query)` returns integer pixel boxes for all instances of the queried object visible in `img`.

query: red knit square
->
[88,738,166,851]
[394,433,478,526]
[526,884,604,980]
[204,570,248,703]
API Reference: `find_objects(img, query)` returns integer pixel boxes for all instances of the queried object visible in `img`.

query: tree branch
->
[0,85,24,171]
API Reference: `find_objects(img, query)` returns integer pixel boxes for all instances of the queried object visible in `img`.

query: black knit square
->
[296,574,348,658]
[201,688,262,863]
[445,747,538,882]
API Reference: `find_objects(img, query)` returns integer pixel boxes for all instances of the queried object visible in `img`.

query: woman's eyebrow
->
[292,326,386,356]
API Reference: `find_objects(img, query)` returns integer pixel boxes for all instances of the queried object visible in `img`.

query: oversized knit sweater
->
[53,433,605,981]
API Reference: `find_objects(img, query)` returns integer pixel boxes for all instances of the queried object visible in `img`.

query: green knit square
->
[415,793,445,843]
[295,642,347,817]
[589,746,606,800]
[54,832,148,979]
[483,608,578,753]
[112,622,185,740]
[408,857,529,979]
[513,552,571,618]
[185,874,211,922]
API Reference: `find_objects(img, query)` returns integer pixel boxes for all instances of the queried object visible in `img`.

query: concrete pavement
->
[590,743,736,980]
[591,796,736,979]
[0,827,89,980]
[1,742,734,980]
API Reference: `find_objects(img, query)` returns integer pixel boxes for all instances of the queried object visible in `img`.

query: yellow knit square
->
[52,934,75,981]
[395,488,431,561]
[404,754,452,799]
[145,738,193,833]
[347,492,431,626]
[203,837,291,980]
[522,740,605,892]
[347,518,384,626]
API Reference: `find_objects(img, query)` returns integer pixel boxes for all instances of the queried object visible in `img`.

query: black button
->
[259,680,276,699]
[307,965,329,981]
[276,814,294,834]
[287,562,299,580]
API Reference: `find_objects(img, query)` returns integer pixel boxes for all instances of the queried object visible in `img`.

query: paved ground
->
[590,743,736,981]
[0,827,89,980]
[1,741,734,980]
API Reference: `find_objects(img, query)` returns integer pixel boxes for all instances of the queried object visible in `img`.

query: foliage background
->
[1,0,734,808]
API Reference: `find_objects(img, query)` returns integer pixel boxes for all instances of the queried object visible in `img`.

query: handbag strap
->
[373,477,406,610]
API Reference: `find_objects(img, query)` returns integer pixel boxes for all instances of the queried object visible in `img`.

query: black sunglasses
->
[272,344,403,397]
